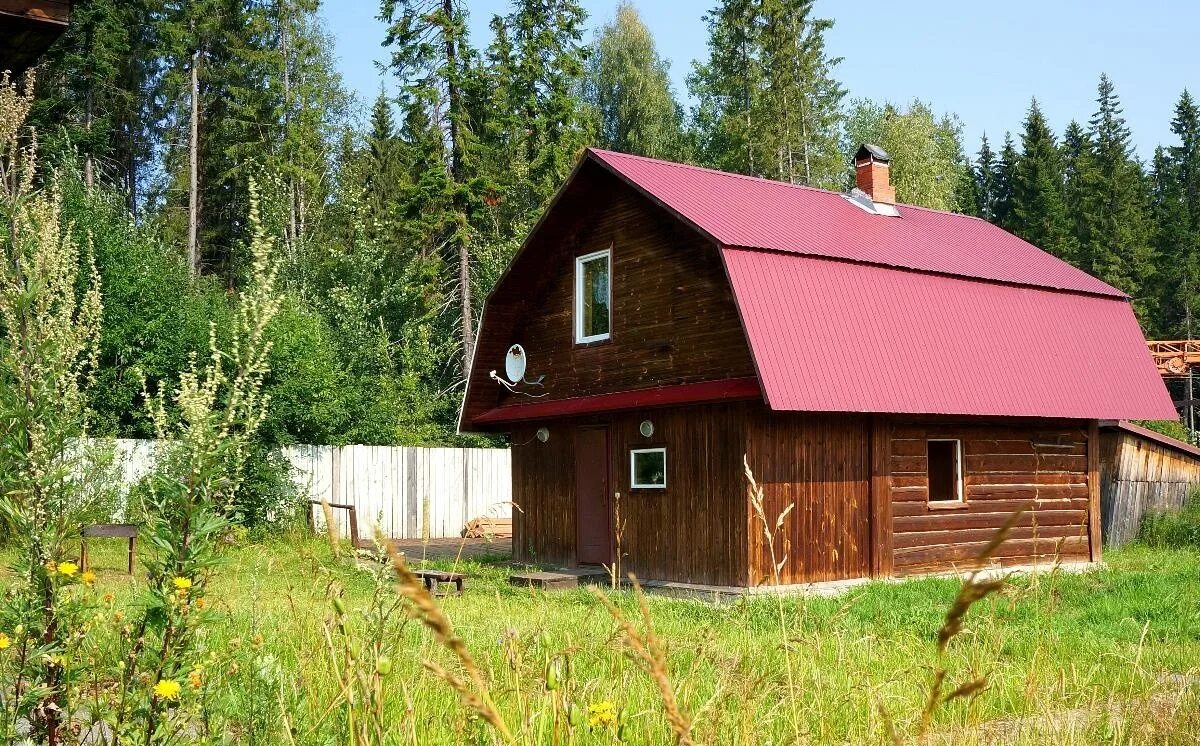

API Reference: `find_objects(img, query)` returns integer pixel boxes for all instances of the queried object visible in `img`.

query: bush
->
[1139,491,1200,548]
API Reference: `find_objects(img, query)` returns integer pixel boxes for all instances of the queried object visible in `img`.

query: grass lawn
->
[26,534,1200,744]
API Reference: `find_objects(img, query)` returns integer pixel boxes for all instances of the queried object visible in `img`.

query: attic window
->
[575,249,611,343]
[927,439,963,504]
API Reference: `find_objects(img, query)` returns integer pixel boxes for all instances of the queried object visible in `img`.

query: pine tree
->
[583,2,687,160]
[1010,98,1075,261]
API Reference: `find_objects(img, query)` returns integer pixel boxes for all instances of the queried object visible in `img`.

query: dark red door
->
[575,427,611,565]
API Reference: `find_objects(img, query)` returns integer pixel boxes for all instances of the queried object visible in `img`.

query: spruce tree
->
[991,134,1019,230]
[1010,98,1075,261]
[973,134,997,220]
[584,2,687,160]
[690,0,844,187]
[381,0,482,374]
[1077,74,1156,320]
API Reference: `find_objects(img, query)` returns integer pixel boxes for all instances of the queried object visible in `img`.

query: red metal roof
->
[1101,420,1200,458]
[723,249,1176,420]
[589,148,1126,298]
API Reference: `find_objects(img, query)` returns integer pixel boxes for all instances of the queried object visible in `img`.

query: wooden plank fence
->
[95,439,512,541]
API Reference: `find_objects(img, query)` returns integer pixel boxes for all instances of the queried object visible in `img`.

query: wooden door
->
[575,427,611,565]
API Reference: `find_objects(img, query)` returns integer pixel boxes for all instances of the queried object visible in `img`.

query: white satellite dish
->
[504,344,527,384]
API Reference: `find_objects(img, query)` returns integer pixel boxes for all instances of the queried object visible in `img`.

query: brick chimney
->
[854,144,895,206]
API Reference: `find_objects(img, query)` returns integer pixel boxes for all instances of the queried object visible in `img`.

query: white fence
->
[102,439,512,541]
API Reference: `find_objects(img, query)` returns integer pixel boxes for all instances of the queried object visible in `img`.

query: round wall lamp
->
[536,427,550,443]
[639,420,654,438]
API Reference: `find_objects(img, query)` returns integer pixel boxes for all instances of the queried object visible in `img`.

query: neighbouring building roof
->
[587,149,1176,421]
[1100,420,1200,459]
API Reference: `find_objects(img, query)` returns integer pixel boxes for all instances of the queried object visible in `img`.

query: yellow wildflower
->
[0,633,10,650]
[56,561,78,577]
[153,679,182,701]
[188,667,203,689]
[194,597,207,610]
[172,577,192,591]
[588,701,618,729]
[102,592,114,604]
[81,571,96,586]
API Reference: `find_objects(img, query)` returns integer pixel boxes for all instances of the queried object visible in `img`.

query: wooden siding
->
[888,421,1093,575]
[510,402,749,586]
[1099,429,1200,546]
[744,410,871,585]
[462,163,755,428]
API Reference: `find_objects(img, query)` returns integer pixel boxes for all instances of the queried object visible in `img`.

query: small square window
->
[927,439,963,503]
[630,448,666,489]
[575,249,611,343]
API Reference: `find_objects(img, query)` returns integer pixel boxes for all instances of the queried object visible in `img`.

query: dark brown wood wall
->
[510,402,750,587]
[888,420,1094,575]
[503,181,754,404]
[462,162,755,427]
[743,410,871,585]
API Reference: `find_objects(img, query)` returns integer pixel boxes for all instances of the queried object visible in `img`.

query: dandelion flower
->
[195,598,207,609]
[56,562,78,577]
[172,577,192,591]
[588,701,618,729]
[153,679,182,701]
[0,633,10,650]
[81,571,96,585]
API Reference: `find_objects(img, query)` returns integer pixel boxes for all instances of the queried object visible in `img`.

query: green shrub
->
[1138,491,1200,548]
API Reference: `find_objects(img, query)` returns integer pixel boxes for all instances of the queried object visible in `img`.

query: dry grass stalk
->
[915,508,1026,740]
[605,491,627,590]
[378,528,514,742]
[743,455,804,744]
[590,577,695,746]
[320,499,341,557]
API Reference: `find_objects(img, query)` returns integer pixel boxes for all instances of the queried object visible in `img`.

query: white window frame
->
[926,438,964,504]
[574,248,611,344]
[630,447,667,490]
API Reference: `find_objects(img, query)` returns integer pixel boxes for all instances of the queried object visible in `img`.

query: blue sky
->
[320,0,1192,159]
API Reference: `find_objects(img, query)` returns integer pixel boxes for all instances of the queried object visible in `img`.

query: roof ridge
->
[721,243,1129,300]
[588,147,980,217]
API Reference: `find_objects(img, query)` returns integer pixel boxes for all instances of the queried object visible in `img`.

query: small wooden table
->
[80,523,139,574]
[412,569,467,596]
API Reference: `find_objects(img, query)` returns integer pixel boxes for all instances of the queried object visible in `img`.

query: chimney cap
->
[855,143,890,164]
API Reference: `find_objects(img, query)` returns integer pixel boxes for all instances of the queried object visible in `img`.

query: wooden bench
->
[306,500,360,548]
[80,523,138,574]
[412,569,467,596]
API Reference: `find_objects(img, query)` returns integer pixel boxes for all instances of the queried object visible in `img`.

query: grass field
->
[28,534,1200,744]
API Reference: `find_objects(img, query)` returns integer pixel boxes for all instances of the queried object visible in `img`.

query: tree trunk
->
[442,0,474,373]
[187,49,200,277]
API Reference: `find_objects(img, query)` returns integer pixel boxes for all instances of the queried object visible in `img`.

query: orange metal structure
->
[1148,341,1200,377]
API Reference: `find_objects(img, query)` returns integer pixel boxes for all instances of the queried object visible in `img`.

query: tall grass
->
[1139,490,1200,548]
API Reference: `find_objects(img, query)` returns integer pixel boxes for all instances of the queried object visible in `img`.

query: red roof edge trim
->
[472,377,762,426]
[1101,420,1200,458]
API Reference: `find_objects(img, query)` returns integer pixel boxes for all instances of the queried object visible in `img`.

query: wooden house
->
[459,145,1175,588]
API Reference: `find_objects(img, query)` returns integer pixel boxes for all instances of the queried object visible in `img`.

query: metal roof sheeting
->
[589,148,1126,298]
[723,249,1176,420]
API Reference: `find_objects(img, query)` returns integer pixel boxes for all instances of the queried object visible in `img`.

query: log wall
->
[510,402,749,586]
[743,410,871,585]
[1100,428,1200,546]
[888,421,1094,575]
